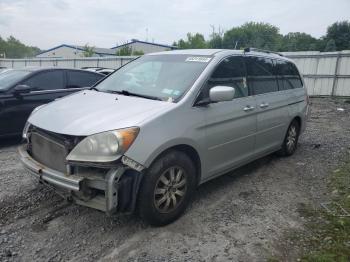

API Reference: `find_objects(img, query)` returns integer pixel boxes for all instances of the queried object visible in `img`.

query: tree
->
[222,22,282,51]
[82,44,95,57]
[324,39,337,52]
[132,50,144,55]
[325,21,350,51]
[208,26,224,49]
[281,32,320,51]
[174,33,207,49]
[115,44,133,56]
[0,35,40,58]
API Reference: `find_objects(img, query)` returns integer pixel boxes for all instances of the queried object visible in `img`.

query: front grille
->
[31,131,67,173]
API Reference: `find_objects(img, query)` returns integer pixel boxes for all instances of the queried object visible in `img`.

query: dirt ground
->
[0,98,350,262]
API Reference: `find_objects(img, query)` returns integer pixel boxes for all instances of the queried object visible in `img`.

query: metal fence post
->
[331,52,341,97]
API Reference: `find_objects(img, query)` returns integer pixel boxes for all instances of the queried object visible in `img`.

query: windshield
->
[0,70,31,90]
[96,54,212,102]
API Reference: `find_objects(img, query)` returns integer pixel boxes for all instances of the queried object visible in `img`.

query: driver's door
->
[199,56,257,179]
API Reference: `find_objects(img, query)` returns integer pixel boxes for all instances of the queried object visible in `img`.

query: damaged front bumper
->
[18,145,143,214]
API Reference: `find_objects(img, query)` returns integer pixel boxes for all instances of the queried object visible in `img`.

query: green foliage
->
[290,155,350,262]
[132,50,144,55]
[281,32,319,51]
[82,44,95,57]
[223,22,282,51]
[174,33,207,49]
[174,20,350,52]
[324,39,337,52]
[0,35,40,58]
[325,21,350,51]
[208,26,224,49]
[115,44,133,56]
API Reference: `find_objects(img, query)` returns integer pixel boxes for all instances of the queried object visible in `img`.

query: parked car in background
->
[0,68,104,137]
[82,67,115,76]
[19,49,309,226]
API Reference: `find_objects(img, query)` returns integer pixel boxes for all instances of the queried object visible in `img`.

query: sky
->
[0,0,349,50]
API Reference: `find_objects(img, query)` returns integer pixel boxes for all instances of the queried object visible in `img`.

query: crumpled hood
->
[28,90,174,136]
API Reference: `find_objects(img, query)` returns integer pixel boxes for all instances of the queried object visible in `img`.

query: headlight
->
[23,105,46,139]
[66,127,139,162]
[22,122,31,139]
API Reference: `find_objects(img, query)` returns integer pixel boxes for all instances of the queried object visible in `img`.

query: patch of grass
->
[298,157,350,262]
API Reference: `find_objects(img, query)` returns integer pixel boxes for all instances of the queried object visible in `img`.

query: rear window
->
[67,71,103,88]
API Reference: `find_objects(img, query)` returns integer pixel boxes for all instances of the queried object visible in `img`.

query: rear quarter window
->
[274,59,303,90]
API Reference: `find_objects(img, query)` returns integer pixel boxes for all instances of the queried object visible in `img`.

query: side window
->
[274,60,303,90]
[23,71,64,90]
[245,56,278,95]
[199,56,248,100]
[66,71,103,88]
[289,63,303,89]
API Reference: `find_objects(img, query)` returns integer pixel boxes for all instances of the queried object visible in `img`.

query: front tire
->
[277,119,300,156]
[138,151,196,226]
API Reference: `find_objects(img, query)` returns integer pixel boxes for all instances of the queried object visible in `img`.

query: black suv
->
[0,68,104,137]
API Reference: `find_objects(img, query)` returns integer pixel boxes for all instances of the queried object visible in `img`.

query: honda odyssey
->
[19,48,309,226]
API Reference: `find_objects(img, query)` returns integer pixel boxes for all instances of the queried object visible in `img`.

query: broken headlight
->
[66,127,139,162]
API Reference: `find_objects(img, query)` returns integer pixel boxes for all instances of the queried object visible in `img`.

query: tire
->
[138,150,196,226]
[277,119,300,156]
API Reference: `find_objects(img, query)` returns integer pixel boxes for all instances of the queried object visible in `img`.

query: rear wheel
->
[277,119,300,156]
[138,151,196,226]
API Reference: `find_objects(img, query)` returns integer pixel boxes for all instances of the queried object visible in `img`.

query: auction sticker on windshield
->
[185,57,211,63]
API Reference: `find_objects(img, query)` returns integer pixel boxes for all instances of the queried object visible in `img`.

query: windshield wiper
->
[89,87,99,91]
[105,90,162,101]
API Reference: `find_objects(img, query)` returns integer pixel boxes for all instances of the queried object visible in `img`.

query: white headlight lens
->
[66,127,139,162]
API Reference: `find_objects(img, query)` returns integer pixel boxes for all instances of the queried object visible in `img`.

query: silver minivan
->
[19,48,309,226]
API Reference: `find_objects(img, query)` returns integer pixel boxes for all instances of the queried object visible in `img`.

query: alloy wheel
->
[154,166,187,213]
[286,125,297,152]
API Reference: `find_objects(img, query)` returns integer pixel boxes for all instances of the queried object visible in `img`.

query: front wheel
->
[137,151,196,226]
[277,119,300,156]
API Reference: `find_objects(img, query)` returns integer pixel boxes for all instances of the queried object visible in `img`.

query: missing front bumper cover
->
[18,145,139,213]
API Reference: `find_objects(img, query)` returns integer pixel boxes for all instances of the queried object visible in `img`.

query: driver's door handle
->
[243,106,255,112]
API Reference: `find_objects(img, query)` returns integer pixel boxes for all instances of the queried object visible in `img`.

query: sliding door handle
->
[260,102,269,108]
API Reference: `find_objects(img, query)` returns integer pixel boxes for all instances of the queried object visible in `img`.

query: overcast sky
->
[0,0,349,50]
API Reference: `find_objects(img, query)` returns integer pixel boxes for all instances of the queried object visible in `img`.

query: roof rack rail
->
[244,47,284,57]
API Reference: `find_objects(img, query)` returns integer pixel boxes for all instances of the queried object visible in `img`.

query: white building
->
[36,44,116,58]
[36,40,177,59]
[112,39,176,54]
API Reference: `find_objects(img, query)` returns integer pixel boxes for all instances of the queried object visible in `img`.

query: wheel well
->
[293,116,302,129]
[156,144,202,186]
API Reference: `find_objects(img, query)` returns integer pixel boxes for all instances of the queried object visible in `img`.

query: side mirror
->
[14,84,32,94]
[209,86,235,102]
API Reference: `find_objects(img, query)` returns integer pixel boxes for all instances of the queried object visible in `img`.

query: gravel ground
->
[0,98,350,262]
